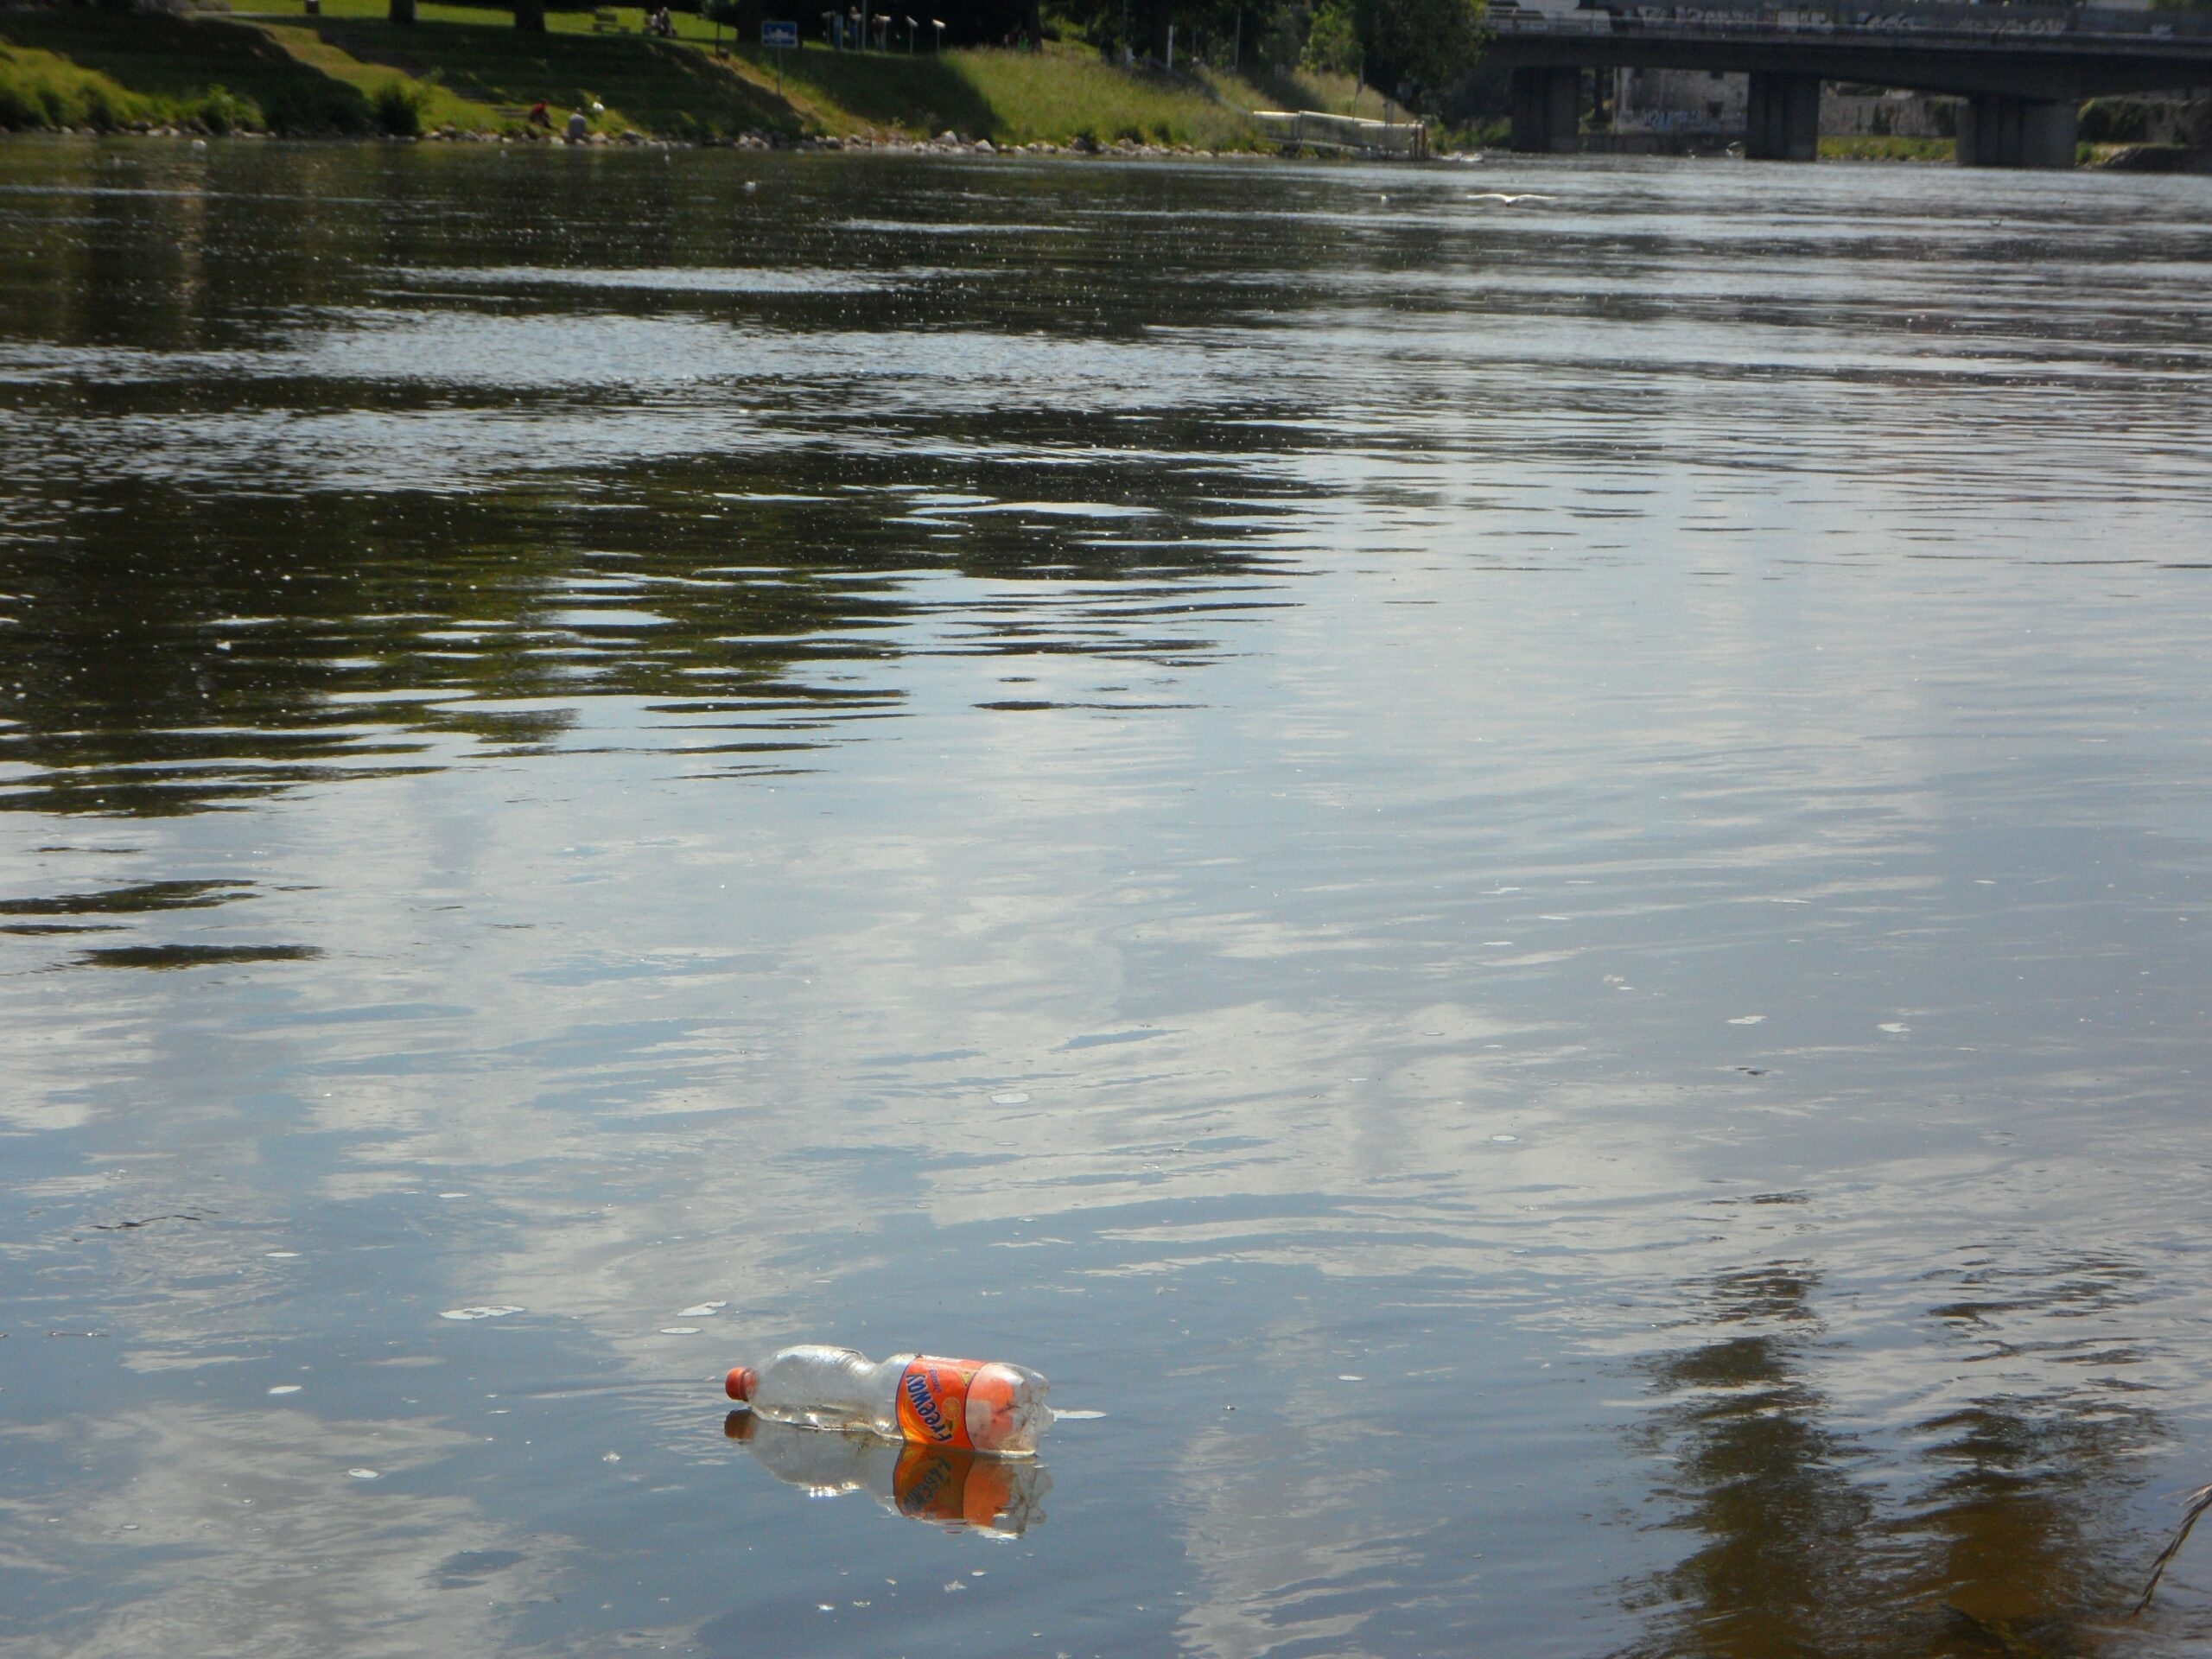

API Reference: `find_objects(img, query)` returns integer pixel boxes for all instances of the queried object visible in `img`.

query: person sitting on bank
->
[566,109,589,143]
[528,100,551,129]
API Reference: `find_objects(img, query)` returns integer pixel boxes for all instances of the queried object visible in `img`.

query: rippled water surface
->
[4,136,2212,1657]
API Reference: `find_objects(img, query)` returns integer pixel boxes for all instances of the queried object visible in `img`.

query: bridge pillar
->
[1510,67,1581,155]
[1956,96,2078,168]
[1745,73,1821,162]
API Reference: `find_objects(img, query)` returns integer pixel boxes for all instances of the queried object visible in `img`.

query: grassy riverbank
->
[1817,134,1953,162]
[2,9,378,130]
[0,4,1301,144]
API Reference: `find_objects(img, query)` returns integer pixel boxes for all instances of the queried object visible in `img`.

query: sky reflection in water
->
[2,139,2211,1657]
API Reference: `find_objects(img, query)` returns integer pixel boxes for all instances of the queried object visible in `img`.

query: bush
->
[81,78,120,129]
[2079,98,2150,144]
[181,82,258,133]
[370,77,430,136]
[1436,114,1505,150]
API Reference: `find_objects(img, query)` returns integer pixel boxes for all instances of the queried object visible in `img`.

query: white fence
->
[1253,110,1430,157]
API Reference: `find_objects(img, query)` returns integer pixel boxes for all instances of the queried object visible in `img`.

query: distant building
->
[1611,67,1745,137]
[1611,69,1955,143]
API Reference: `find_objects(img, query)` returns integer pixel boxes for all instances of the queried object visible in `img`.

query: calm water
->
[3,135,2212,1657]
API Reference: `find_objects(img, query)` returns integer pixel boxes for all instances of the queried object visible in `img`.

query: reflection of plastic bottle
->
[724,1344,1049,1456]
[726,1411,1050,1537]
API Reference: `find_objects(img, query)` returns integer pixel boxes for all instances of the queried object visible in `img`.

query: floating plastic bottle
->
[724,1344,1049,1457]
[726,1411,1050,1537]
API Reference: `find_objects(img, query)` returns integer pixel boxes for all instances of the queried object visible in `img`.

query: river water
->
[3,136,2210,1657]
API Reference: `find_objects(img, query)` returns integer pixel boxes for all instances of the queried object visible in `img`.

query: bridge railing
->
[1485,1,2212,41]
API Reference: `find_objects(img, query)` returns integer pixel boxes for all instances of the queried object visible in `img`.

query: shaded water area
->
[3,134,2211,1656]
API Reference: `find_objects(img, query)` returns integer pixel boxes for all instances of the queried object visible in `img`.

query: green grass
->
[1818,134,1953,162]
[935,42,1262,147]
[289,16,794,136]
[1230,62,1394,119]
[0,36,162,130]
[747,40,1262,146]
[259,21,503,130]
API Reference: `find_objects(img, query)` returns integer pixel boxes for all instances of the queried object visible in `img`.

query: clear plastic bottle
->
[725,1344,1049,1457]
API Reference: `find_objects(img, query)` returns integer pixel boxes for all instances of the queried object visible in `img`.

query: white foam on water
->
[439,1306,524,1321]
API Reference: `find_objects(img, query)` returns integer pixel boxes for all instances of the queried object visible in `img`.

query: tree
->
[1353,0,1482,100]
[1048,0,1478,101]
[516,0,546,30]
[701,0,744,49]
[1300,0,1357,73]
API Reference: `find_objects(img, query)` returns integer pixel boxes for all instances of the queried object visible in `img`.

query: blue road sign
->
[761,20,798,47]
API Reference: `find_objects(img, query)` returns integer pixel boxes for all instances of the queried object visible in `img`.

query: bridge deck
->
[1486,3,2212,99]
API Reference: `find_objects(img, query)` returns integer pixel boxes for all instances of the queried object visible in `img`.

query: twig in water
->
[89,1213,205,1230]
[2131,1481,2212,1618]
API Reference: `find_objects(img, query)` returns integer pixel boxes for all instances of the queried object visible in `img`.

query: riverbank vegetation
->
[0,0,1422,144]
[1817,134,1951,162]
[1,8,379,130]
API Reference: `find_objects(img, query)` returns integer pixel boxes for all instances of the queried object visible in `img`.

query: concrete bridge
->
[1485,2,2212,167]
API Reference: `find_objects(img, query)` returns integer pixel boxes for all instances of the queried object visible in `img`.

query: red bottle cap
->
[725,1366,757,1402]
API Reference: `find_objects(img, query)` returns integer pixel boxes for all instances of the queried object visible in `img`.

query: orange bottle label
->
[892,1443,967,1522]
[893,1355,982,1448]
[893,1443,1016,1530]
